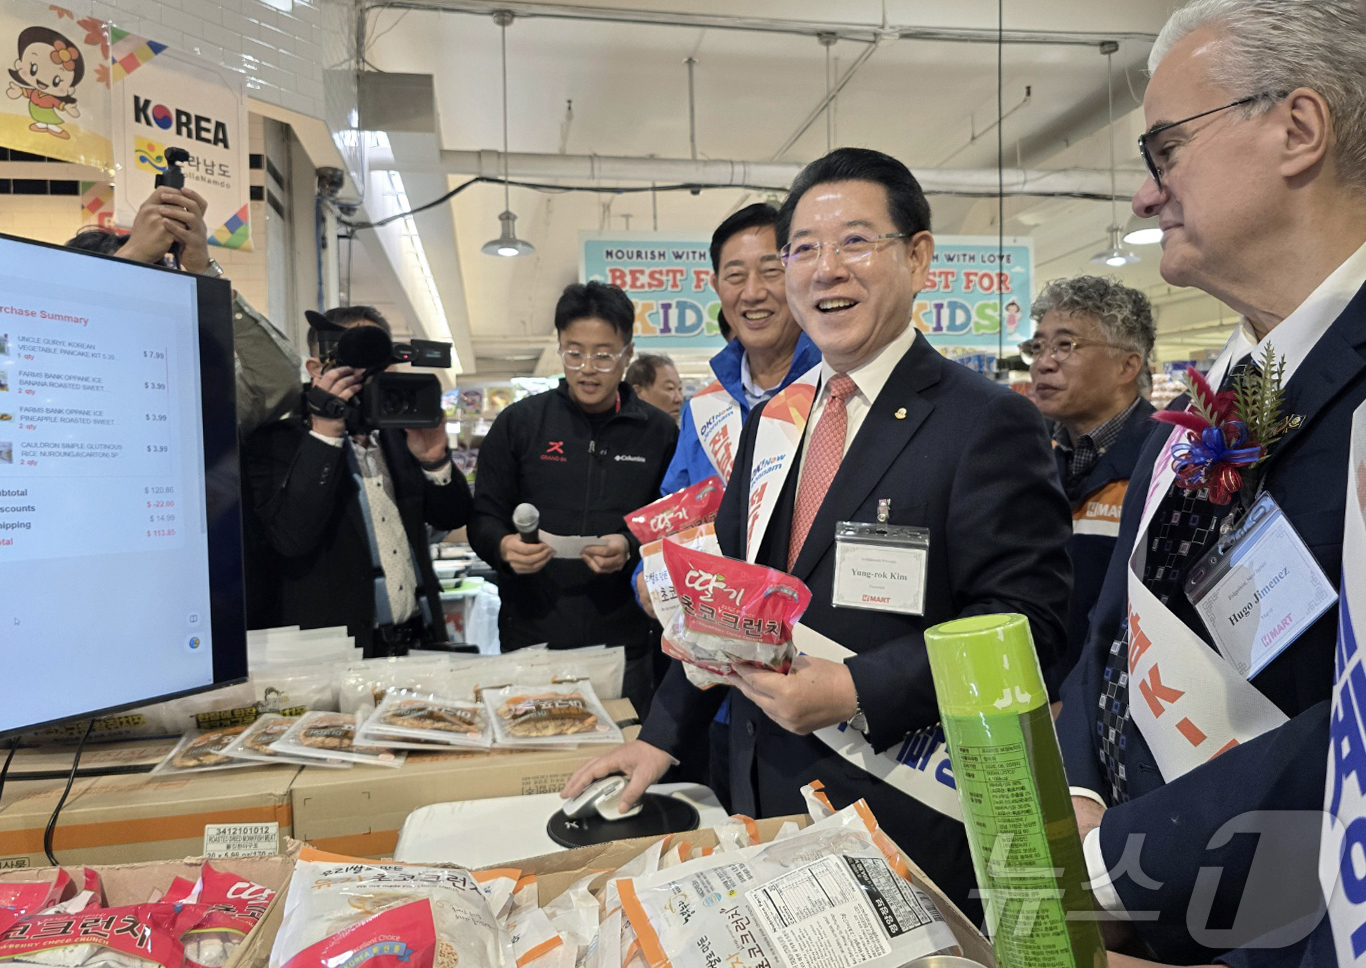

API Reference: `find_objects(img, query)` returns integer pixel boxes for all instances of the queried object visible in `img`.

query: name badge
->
[1185,492,1338,679]
[831,520,929,616]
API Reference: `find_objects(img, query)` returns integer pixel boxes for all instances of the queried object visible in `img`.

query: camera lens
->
[381,388,417,416]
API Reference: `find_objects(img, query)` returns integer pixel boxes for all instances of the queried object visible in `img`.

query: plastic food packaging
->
[624,475,724,543]
[640,525,721,630]
[358,694,493,749]
[267,711,406,768]
[219,715,351,769]
[660,542,811,688]
[267,848,515,968]
[150,729,257,775]
[0,902,196,968]
[923,613,1104,968]
[615,799,960,968]
[481,681,623,748]
[336,655,454,714]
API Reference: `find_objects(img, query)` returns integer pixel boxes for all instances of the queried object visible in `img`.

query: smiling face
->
[12,39,78,97]
[711,226,801,358]
[559,316,632,414]
[636,363,683,421]
[784,180,933,373]
[1131,27,1280,299]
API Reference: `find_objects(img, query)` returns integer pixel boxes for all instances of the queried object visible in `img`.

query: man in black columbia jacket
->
[468,282,679,716]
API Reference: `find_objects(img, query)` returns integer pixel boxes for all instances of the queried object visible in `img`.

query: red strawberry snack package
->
[660,542,812,688]
[624,475,724,543]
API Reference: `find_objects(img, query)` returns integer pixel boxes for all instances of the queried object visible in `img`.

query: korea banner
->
[113,45,251,250]
[0,1,112,169]
[1324,401,1366,964]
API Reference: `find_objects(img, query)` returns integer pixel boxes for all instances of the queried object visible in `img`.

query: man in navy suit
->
[1055,0,1366,962]
[566,148,1073,918]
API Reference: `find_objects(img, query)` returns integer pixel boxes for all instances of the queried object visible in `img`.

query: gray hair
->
[1149,0,1366,189]
[1032,276,1155,393]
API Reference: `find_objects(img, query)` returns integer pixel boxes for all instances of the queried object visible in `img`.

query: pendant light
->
[1090,42,1139,268]
[482,10,535,258]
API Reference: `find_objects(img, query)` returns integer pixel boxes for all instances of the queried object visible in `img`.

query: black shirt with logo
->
[467,380,679,655]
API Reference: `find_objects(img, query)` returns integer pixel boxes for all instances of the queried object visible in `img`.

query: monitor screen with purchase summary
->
[0,232,247,740]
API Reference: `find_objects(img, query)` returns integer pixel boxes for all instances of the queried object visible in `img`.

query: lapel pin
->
[1288,414,1304,429]
[894,407,907,420]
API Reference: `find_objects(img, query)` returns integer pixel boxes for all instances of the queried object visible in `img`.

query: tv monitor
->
[0,232,248,741]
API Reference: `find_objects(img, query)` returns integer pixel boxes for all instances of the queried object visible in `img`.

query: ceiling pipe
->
[377,149,1146,199]
[360,0,1158,48]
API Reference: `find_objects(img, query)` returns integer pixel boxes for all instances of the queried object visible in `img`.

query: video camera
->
[305,309,451,433]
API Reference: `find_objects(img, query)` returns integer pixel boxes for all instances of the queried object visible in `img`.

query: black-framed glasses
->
[560,346,628,372]
[1018,336,1125,366]
[1137,93,1280,188]
[779,232,908,268]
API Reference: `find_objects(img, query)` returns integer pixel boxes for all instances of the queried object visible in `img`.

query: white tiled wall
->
[82,0,342,123]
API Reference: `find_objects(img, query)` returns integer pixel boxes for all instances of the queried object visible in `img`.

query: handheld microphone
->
[513,503,540,544]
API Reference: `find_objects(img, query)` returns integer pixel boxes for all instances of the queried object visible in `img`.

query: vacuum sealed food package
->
[249,664,340,716]
[660,542,811,688]
[219,715,351,768]
[625,475,724,543]
[442,646,627,704]
[150,729,256,775]
[268,848,515,968]
[337,655,453,714]
[267,711,406,768]
[359,694,492,749]
[616,801,960,968]
[481,681,622,748]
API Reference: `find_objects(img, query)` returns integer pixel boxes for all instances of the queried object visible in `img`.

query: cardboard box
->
[0,765,297,868]
[494,815,996,967]
[0,851,297,968]
[290,698,639,858]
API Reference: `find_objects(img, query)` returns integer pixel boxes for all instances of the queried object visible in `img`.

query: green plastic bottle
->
[923,613,1105,968]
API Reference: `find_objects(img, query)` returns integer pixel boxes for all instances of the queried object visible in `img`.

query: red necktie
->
[788,373,857,571]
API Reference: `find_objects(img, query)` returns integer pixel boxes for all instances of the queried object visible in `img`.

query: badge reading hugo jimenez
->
[832,521,929,616]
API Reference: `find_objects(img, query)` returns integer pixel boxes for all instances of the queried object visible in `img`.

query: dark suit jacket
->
[641,330,1074,918]
[1056,282,1366,963]
[1051,398,1158,690]
[242,413,473,653]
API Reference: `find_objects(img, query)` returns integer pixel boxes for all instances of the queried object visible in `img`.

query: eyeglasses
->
[560,347,628,372]
[1018,336,1126,366]
[779,232,908,268]
[1137,93,1279,189]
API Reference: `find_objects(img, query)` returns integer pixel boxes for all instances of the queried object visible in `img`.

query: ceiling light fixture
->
[1090,42,1139,268]
[482,10,535,258]
[1122,212,1163,245]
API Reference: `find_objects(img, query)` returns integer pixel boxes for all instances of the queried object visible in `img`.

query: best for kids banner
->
[113,45,251,250]
[581,232,724,350]
[582,231,1032,353]
[0,1,113,169]
[914,235,1034,350]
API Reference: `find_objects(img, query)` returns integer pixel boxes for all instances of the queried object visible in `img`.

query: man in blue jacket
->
[1025,275,1157,689]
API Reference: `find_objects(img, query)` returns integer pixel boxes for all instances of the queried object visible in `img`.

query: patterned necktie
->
[1095,355,1254,802]
[788,374,857,572]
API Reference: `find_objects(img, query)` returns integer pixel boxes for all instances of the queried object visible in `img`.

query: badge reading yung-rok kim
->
[832,521,929,616]
[1185,491,1337,679]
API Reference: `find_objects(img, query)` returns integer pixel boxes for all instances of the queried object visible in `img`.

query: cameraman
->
[468,282,678,716]
[65,185,300,435]
[242,305,472,656]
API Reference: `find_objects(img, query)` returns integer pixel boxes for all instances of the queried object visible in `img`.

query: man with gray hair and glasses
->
[1024,276,1156,688]
[1054,0,1366,964]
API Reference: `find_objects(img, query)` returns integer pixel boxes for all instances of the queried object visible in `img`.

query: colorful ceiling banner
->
[112,45,251,250]
[0,1,113,169]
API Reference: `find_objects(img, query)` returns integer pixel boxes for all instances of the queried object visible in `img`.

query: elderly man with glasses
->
[468,281,678,717]
[1052,0,1366,963]
[1024,276,1157,689]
